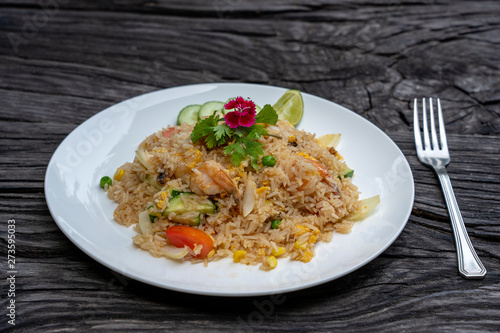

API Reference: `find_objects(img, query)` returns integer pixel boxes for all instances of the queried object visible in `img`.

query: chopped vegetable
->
[160,245,190,260]
[135,149,153,169]
[162,193,216,216]
[100,176,112,189]
[144,174,161,190]
[138,210,153,235]
[165,226,214,259]
[345,195,380,221]
[170,189,185,197]
[339,168,354,178]
[271,219,281,229]
[242,176,256,217]
[262,155,276,167]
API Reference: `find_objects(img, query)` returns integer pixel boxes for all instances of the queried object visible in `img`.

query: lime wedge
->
[272,89,304,126]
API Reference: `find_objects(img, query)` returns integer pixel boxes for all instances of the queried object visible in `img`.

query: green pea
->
[271,219,281,229]
[262,155,276,167]
[100,176,112,189]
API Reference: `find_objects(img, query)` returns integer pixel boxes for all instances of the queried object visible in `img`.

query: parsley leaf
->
[224,141,246,167]
[205,132,218,149]
[214,123,231,141]
[246,125,267,141]
[191,115,219,144]
[255,104,278,125]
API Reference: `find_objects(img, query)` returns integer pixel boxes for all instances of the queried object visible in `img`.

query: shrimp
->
[189,160,239,196]
[286,157,340,194]
[173,161,190,181]
[305,159,341,194]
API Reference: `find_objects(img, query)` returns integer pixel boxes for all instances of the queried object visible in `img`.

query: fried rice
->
[107,120,360,270]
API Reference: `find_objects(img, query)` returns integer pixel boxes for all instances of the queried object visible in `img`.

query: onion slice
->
[160,245,190,260]
[138,210,154,235]
[242,175,256,217]
[135,149,153,169]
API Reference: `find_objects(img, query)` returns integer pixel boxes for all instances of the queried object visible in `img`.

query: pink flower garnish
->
[224,97,256,129]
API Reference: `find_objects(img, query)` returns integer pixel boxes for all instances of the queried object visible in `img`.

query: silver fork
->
[413,98,486,279]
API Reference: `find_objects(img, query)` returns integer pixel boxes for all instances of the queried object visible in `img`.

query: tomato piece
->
[162,127,176,138]
[165,226,214,258]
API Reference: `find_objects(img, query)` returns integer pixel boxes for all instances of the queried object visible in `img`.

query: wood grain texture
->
[1,0,499,331]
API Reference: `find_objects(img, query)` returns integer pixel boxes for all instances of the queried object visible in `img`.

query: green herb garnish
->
[191,103,278,170]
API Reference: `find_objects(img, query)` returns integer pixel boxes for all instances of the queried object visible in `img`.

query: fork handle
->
[434,166,487,279]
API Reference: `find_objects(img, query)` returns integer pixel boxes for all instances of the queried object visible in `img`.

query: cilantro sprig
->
[191,104,278,170]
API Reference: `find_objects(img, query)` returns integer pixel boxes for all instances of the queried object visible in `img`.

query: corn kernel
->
[309,235,317,244]
[300,249,313,263]
[261,180,270,186]
[271,247,286,257]
[288,135,296,143]
[114,169,125,181]
[233,250,246,263]
[207,249,215,259]
[256,186,270,195]
[294,240,308,250]
[265,256,278,269]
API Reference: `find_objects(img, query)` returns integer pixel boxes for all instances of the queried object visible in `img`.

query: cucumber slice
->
[144,174,161,190]
[177,104,201,125]
[162,193,216,216]
[339,168,354,178]
[170,211,201,226]
[198,101,224,119]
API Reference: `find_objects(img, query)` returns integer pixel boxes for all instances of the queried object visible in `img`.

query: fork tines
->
[413,98,448,152]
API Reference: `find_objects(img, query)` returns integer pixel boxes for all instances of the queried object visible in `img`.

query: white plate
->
[45,83,414,296]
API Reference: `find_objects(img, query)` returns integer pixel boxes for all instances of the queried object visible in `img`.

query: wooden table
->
[1,1,499,331]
